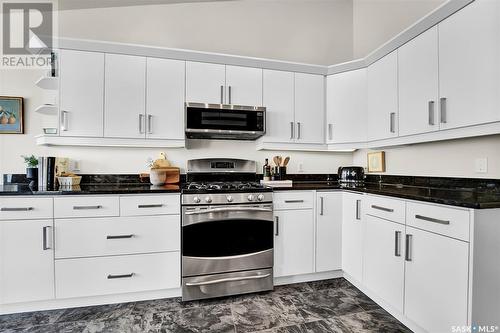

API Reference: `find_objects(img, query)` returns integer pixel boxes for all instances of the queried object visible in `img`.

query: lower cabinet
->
[341,192,364,282]
[404,226,469,332]
[363,214,405,313]
[316,191,342,272]
[0,219,55,304]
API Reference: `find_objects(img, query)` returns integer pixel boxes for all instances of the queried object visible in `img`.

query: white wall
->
[58,0,354,65]
[352,0,445,58]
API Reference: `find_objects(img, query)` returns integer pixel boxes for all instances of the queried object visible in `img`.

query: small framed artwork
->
[0,96,24,134]
[367,151,386,173]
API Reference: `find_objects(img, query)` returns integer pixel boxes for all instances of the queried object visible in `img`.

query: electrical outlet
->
[474,158,488,173]
[70,159,81,172]
[297,163,304,173]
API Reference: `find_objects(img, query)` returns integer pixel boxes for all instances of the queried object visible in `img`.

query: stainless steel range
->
[181,158,274,301]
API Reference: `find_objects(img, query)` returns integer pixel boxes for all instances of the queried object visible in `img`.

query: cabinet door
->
[398,26,440,136]
[274,209,314,277]
[367,51,399,141]
[0,219,54,304]
[326,69,367,144]
[363,215,405,312]
[404,226,469,332]
[104,54,146,138]
[186,62,226,104]
[342,192,364,282]
[316,192,342,272]
[262,70,295,143]
[59,50,104,137]
[146,58,185,140]
[225,65,263,106]
[439,0,500,129]
[294,73,325,144]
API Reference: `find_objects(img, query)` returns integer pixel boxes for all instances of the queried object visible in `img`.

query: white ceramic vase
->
[150,169,166,185]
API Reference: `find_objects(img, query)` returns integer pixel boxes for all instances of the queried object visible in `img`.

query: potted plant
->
[22,155,38,185]
[146,154,170,186]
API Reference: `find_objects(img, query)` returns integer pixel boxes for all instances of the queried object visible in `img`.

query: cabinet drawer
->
[365,195,405,224]
[406,202,470,241]
[54,196,119,218]
[273,191,314,210]
[120,195,180,216]
[0,197,53,220]
[55,215,180,258]
[55,252,180,298]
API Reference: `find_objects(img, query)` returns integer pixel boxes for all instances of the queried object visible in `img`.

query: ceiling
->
[58,0,237,11]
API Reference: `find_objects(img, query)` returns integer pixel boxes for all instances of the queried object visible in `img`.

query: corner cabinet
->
[294,73,325,144]
[315,191,342,272]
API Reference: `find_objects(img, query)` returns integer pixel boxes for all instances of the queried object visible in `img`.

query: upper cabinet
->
[186,62,226,104]
[146,58,186,140]
[104,54,146,139]
[367,51,399,141]
[294,73,325,144]
[59,50,104,137]
[398,26,439,136]
[326,68,367,144]
[438,0,500,130]
[225,65,263,106]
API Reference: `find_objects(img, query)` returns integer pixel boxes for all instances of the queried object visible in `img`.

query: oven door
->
[182,205,274,277]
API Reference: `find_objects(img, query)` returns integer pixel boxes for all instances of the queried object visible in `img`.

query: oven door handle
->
[185,207,273,215]
[185,273,271,287]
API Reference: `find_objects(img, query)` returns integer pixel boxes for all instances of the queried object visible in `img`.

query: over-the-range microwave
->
[185,102,266,140]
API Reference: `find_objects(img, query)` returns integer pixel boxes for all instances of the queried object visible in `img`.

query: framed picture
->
[0,96,24,134]
[367,151,386,173]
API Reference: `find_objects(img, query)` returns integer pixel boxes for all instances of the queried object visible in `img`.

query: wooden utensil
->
[273,156,280,166]
[283,156,290,167]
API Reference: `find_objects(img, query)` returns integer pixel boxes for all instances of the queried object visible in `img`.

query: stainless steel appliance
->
[338,166,365,185]
[185,103,266,140]
[181,158,274,301]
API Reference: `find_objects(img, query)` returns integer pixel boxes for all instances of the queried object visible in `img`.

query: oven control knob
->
[247,194,255,201]
[257,194,265,201]
[193,196,201,203]
[205,197,212,203]
[226,195,233,202]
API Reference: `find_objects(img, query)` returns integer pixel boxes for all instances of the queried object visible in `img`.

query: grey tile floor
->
[0,278,412,333]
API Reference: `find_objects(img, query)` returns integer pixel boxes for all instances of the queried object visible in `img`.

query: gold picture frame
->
[0,96,24,134]
[367,151,385,173]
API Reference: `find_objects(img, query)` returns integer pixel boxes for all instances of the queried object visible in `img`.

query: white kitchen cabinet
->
[0,219,54,304]
[326,69,367,144]
[404,226,469,332]
[316,192,342,272]
[342,192,364,282]
[262,70,295,143]
[274,209,314,278]
[146,58,185,140]
[186,61,226,104]
[367,51,399,141]
[294,73,325,144]
[104,54,146,138]
[363,215,405,313]
[438,0,500,130]
[59,50,104,137]
[225,65,263,106]
[398,26,440,136]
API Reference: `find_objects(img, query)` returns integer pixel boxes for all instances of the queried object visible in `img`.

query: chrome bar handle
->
[405,234,413,262]
[319,197,324,216]
[415,214,450,225]
[275,216,279,236]
[440,97,447,123]
[290,122,294,139]
[297,122,301,139]
[328,124,333,141]
[220,85,224,104]
[428,101,435,125]
[355,200,361,220]
[390,112,396,133]
[394,231,402,257]
[107,273,134,279]
[185,273,271,287]
[42,226,51,250]
[371,205,394,213]
[107,234,134,240]
[147,115,153,134]
[285,200,304,203]
[73,205,103,210]
[139,114,145,134]
[1,207,34,211]
[228,86,232,104]
[61,111,69,131]
[138,204,163,208]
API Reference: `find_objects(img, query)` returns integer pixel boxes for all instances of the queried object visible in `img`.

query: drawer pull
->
[138,204,164,208]
[185,273,271,287]
[106,234,135,240]
[371,205,394,213]
[107,273,134,279]
[73,205,103,210]
[1,207,34,211]
[415,214,450,225]
[284,200,304,203]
